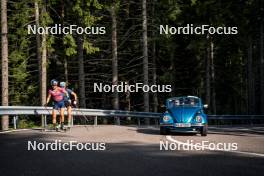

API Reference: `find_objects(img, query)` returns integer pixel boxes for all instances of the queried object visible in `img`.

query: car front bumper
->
[160,123,204,127]
[160,123,205,132]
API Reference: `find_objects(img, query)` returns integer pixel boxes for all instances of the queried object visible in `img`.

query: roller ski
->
[42,124,61,132]
[55,124,61,132]
[56,123,69,132]
[64,125,71,132]
[55,122,71,132]
[64,121,72,132]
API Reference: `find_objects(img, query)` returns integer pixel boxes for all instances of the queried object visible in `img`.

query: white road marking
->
[209,127,264,133]
[0,129,31,134]
[166,135,264,157]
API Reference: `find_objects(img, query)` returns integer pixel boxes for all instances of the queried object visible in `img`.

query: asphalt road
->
[0,125,264,176]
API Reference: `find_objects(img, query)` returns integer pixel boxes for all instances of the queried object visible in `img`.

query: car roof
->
[166,96,200,101]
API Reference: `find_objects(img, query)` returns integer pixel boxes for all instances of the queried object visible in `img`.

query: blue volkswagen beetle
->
[160,96,208,136]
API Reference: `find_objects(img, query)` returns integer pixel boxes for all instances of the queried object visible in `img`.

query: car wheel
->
[201,124,208,136]
[160,127,169,135]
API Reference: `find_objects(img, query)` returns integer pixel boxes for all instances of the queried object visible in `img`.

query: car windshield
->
[168,97,200,108]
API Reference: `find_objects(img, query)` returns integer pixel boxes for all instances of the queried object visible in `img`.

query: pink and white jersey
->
[48,87,65,102]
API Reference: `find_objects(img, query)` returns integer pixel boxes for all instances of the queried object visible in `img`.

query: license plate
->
[175,123,191,127]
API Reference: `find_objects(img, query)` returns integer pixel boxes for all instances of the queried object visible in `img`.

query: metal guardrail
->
[0,106,161,129]
[0,106,263,129]
[0,106,161,118]
[1,106,263,119]
[208,115,264,120]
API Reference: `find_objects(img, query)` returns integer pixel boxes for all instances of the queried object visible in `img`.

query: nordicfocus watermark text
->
[160,24,238,35]
[160,140,238,151]
[27,140,106,151]
[94,82,172,93]
[28,24,106,35]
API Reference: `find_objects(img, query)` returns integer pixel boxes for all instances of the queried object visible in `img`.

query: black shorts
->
[53,100,65,110]
[64,101,72,108]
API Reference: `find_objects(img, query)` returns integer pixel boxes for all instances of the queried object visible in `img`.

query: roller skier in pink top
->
[46,79,67,130]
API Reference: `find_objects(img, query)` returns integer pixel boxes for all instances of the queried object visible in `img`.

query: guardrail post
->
[94,116,98,126]
[115,117,120,125]
[155,118,159,127]
[13,116,17,129]
[41,115,45,129]
[137,118,141,126]
[44,115,47,128]
[72,116,74,126]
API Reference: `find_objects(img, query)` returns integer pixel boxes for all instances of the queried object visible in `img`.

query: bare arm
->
[46,93,51,105]
[71,92,77,101]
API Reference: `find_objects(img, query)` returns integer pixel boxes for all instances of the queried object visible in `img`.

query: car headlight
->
[163,115,170,122]
[195,115,202,123]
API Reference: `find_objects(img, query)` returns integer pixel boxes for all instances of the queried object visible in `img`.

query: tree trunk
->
[142,0,149,124]
[102,91,108,124]
[41,4,47,105]
[100,52,108,124]
[64,58,68,83]
[210,38,216,114]
[35,1,42,104]
[61,0,68,83]
[152,0,158,113]
[169,48,175,97]
[260,9,264,114]
[205,34,211,113]
[1,0,9,130]
[110,4,120,125]
[40,36,47,105]
[77,36,86,108]
[35,1,46,128]
[152,40,158,112]
[247,36,255,114]
[125,81,131,122]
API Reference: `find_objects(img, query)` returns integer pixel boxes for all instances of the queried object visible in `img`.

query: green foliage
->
[40,10,53,27]
[47,35,55,53]
[8,1,36,105]
[63,34,77,56]
[18,119,35,129]
[72,0,102,26]
[83,40,100,54]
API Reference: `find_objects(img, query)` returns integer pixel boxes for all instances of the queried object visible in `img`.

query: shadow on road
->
[208,127,264,136]
[135,127,198,136]
[134,126,264,137]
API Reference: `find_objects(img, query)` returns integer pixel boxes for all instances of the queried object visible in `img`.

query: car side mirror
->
[203,104,208,109]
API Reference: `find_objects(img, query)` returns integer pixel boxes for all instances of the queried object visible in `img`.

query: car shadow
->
[135,127,198,136]
[135,126,264,137]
